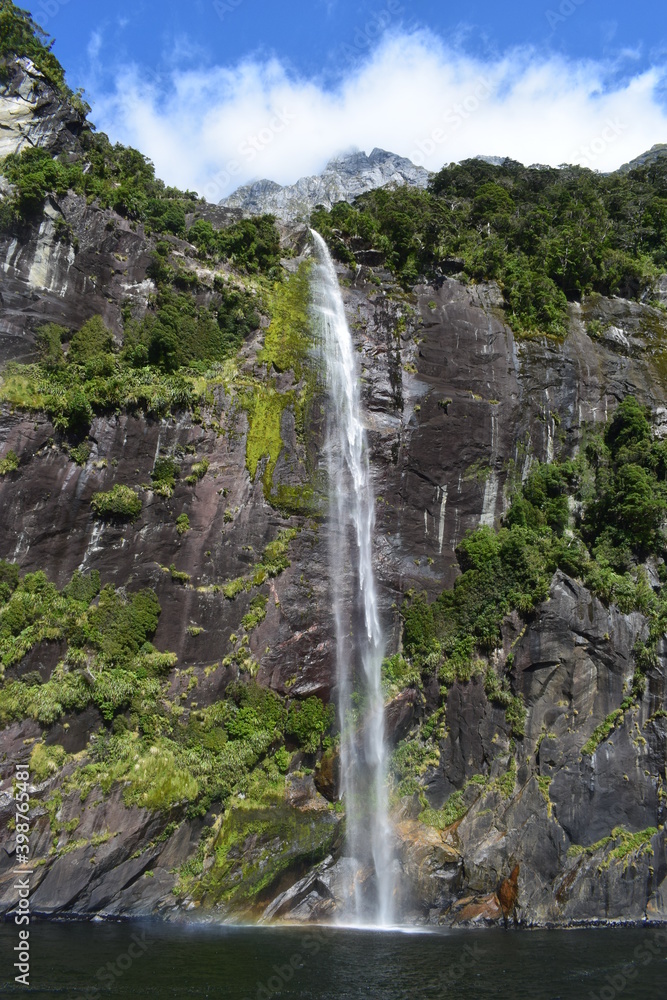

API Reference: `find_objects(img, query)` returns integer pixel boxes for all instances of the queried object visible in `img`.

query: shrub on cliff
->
[0,1,67,90]
[91,484,143,522]
[189,215,282,277]
[286,697,335,753]
[0,449,19,475]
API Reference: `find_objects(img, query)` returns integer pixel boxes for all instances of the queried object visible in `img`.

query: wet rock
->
[314,748,339,802]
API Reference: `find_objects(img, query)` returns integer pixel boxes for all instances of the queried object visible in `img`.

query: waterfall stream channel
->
[310,230,395,926]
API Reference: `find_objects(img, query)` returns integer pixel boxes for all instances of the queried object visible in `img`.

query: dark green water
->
[1,922,666,999]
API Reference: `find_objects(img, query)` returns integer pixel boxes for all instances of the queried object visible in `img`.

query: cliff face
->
[0,59,666,927]
[0,56,84,160]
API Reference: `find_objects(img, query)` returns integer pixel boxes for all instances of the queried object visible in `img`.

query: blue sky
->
[24,0,667,198]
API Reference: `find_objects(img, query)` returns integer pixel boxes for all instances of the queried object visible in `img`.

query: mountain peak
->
[617,143,667,174]
[218,148,431,222]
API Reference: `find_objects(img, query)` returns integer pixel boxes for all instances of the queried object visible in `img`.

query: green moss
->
[582,709,624,756]
[382,654,421,698]
[505,694,527,738]
[568,826,658,870]
[220,529,296,603]
[242,595,268,632]
[69,442,91,467]
[260,528,298,576]
[420,790,468,829]
[175,514,190,535]
[495,758,517,799]
[537,774,552,803]
[169,565,191,585]
[484,667,526,740]
[390,737,440,798]
[186,458,209,485]
[91,484,143,522]
[29,742,68,783]
[268,483,320,518]
[244,385,293,491]
[223,577,249,601]
[0,449,19,475]
[241,265,320,507]
[191,779,337,907]
[258,263,313,377]
[121,743,199,810]
[151,456,179,496]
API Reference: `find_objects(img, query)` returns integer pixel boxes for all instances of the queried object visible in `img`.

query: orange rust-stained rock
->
[452,892,503,924]
[498,864,520,923]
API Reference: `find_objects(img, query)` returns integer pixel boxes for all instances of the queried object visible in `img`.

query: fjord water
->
[310,230,393,925]
[2,922,665,999]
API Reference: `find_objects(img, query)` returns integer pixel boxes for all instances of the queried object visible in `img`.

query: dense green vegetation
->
[312,156,667,337]
[0,1,69,93]
[189,215,283,278]
[400,396,667,756]
[0,287,259,433]
[0,134,197,232]
[0,566,172,724]
[0,320,201,435]
[91,484,143,522]
[0,449,19,475]
[123,281,261,372]
[0,553,334,821]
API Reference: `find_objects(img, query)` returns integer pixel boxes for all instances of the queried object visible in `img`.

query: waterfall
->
[309,230,394,926]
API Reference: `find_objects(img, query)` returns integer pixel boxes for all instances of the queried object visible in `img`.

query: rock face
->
[219,148,431,222]
[0,57,85,160]
[1,60,666,928]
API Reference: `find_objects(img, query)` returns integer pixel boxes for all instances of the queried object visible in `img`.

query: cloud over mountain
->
[88,28,667,199]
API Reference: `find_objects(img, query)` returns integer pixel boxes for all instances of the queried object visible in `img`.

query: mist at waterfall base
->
[2,922,666,999]
[310,230,394,926]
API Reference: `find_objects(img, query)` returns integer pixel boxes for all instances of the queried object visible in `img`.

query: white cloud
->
[87,29,103,63]
[87,29,667,201]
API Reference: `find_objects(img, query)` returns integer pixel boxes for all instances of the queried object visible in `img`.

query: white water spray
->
[310,230,394,926]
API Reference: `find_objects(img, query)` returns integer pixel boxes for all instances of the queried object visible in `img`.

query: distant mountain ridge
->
[218,148,431,222]
[221,145,667,221]
[617,143,667,174]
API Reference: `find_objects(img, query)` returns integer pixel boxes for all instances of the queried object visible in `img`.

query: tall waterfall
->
[310,230,394,926]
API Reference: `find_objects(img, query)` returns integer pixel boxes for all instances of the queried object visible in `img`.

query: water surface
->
[2,922,666,999]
